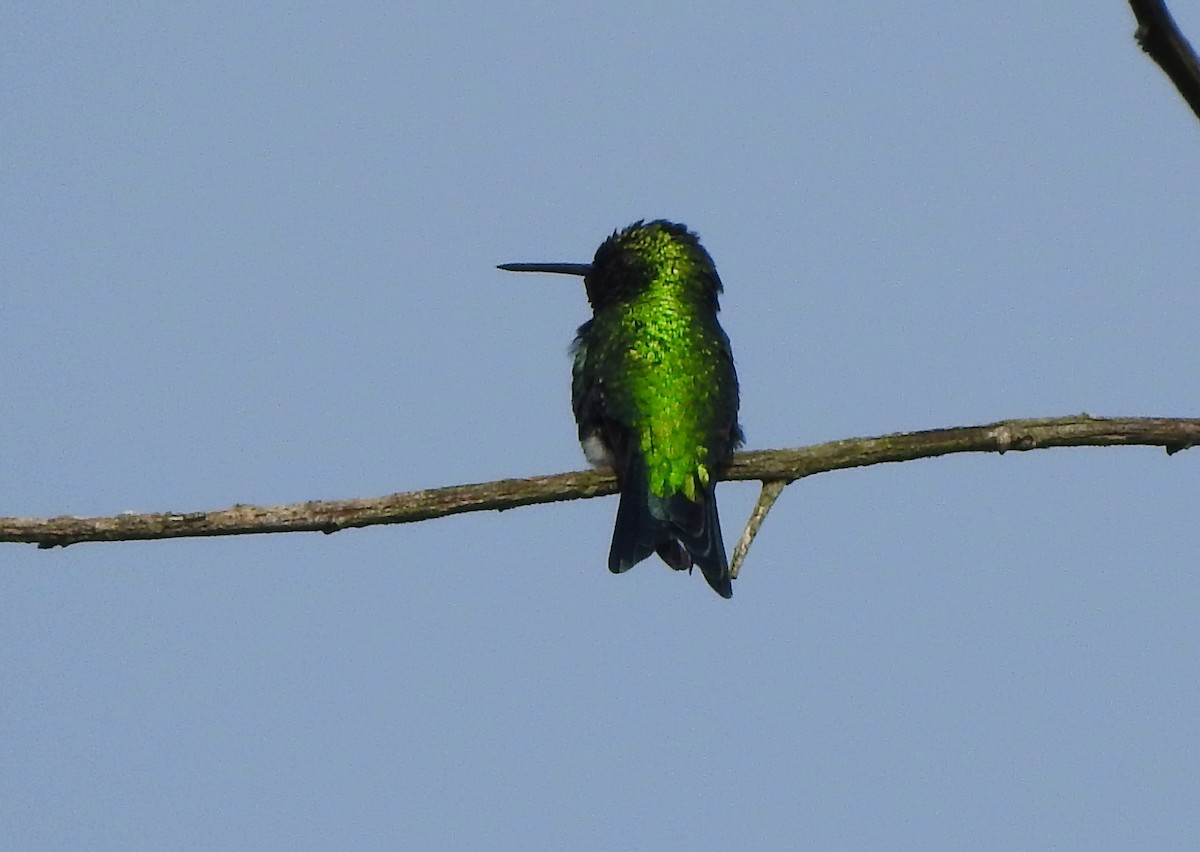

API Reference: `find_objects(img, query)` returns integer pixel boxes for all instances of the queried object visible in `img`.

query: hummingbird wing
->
[570,322,605,451]
[573,325,671,574]
[715,324,745,452]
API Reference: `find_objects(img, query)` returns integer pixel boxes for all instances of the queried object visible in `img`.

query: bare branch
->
[1130,0,1200,122]
[2,414,1196,549]
[729,481,786,580]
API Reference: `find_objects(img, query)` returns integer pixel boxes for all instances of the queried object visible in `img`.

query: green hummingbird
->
[500,220,742,598]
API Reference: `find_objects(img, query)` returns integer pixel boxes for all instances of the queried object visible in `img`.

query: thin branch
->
[2,414,1196,549]
[1130,0,1200,122]
[729,481,786,580]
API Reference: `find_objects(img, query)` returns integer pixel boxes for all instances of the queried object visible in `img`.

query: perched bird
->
[499,220,742,598]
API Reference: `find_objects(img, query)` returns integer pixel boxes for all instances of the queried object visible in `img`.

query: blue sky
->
[3,3,1200,849]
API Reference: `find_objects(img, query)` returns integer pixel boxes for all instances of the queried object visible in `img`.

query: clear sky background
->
[3,3,1199,849]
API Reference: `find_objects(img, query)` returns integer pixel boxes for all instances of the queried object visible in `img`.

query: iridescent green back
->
[577,221,740,501]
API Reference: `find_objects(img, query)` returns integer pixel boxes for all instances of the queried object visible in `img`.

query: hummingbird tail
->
[608,451,733,599]
[607,452,661,575]
[671,487,734,600]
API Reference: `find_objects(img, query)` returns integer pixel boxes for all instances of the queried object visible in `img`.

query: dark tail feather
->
[608,453,733,599]
[608,452,661,575]
[665,487,733,599]
[655,539,691,572]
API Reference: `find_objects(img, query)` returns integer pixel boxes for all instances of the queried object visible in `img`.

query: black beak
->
[497,262,591,276]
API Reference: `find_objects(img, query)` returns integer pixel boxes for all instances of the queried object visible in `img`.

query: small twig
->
[729,481,786,580]
[1130,0,1200,122]
[1,414,1196,549]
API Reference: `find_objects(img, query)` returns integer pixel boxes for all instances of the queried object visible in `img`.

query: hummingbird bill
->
[500,220,742,598]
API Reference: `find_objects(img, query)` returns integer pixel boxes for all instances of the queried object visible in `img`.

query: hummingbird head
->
[498,220,723,312]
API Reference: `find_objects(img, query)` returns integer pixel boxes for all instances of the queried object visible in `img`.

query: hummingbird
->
[499,220,742,598]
